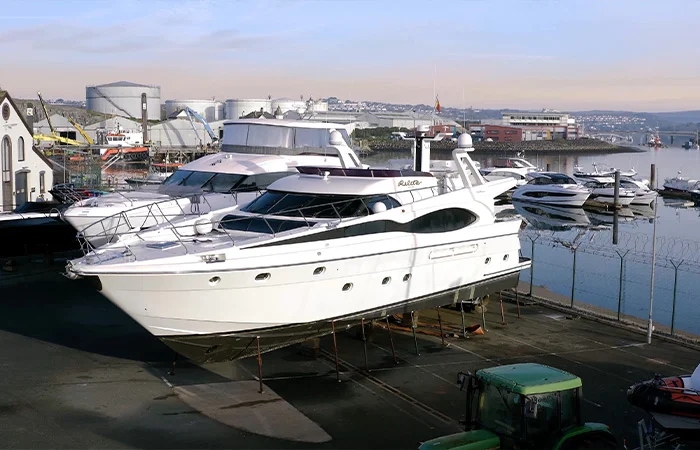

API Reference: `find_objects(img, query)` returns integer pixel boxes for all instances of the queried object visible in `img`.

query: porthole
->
[503,254,509,261]
[342,282,353,292]
[208,276,221,286]
[403,274,411,282]
[255,273,271,281]
[485,257,491,265]
[313,266,326,275]
[382,276,391,285]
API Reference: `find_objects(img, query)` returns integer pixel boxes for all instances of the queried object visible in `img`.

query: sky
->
[1,0,699,112]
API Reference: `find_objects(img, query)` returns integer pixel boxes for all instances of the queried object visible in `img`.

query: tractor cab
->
[419,363,616,450]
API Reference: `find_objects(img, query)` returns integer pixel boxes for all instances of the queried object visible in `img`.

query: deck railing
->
[77,185,442,264]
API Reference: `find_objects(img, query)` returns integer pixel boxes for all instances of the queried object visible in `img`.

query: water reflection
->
[511,200,590,231]
[512,199,651,231]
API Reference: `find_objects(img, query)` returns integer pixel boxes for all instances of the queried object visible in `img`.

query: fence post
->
[616,250,629,321]
[670,260,683,336]
[570,245,578,308]
[528,235,539,297]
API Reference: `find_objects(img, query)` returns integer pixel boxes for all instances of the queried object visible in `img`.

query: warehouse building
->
[86,81,161,120]
[501,110,580,140]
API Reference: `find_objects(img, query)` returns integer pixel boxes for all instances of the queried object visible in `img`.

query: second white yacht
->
[579,177,637,207]
[512,172,591,207]
[63,119,364,248]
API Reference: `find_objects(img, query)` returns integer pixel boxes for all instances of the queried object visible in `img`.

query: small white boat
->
[512,172,591,207]
[574,163,637,179]
[579,177,636,207]
[620,177,658,206]
[480,167,531,187]
[663,172,700,193]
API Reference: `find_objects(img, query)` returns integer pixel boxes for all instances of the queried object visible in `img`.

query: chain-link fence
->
[519,228,700,337]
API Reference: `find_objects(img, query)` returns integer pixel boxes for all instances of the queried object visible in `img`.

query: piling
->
[650,163,656,189]
[613,170,620,244]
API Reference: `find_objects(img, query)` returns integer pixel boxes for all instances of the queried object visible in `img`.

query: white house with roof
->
[1,91,55,211]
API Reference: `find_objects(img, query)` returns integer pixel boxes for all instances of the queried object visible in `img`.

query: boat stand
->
[514,288,522,319]
[168,351,178,376]
[256,336,263,394]
[410,311,420,356]
[385,317,398,365]
[331,321,341,382]
[360,318,369,372]
[499,292,506,325]
[459,301,467,338]
[436,307,447,347]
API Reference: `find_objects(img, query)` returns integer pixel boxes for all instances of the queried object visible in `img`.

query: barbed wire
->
[520,228,700,273]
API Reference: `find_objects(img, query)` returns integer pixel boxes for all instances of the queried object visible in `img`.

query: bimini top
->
[478,363,582,395]
[264,166,437,197]
[221,119,353,154]
[222,118,350,129]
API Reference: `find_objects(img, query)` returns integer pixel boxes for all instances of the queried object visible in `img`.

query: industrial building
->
[1,91,55,210]
[468,124,523,142]
[501,110,580,140]
[164,100,224,122]
[148,118,225,148]
[271,98,306,115]
[33,114,87,143]
[86,81,161,121]
[224,99,272,120]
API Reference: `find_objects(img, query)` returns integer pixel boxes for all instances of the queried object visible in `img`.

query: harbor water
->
[363,140,700,336]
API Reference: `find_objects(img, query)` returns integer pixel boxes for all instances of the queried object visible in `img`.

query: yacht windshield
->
[224,124,351,150]
[158,170,293,195]
[529,174,576,185]
[241,190,400,219]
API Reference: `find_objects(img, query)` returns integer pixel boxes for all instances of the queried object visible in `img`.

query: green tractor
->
[419,363,617,450]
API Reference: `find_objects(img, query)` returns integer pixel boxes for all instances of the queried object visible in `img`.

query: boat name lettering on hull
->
[398,180,421,187]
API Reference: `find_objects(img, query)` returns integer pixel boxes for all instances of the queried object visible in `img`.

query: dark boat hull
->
[0,202,80,258]
[627,376,700,431]
[159,266,526,364]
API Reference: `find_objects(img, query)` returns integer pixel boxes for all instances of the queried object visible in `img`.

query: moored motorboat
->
[627,363,700,432]
[0,201,79,257]
[512,172,591,207]
[579,177,636,207]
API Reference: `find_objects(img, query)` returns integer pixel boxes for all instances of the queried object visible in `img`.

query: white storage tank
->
[224,98,272,119]
[271,97,307,115]
[86,81,161,120]
[164,99,224,122]
[307,99,329,113]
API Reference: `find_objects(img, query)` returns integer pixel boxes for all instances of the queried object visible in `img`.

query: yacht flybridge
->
[65,133,531,364]
[63,119,364,247]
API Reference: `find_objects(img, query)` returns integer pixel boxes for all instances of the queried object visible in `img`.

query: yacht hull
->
[77,230,526,363]
[511,191,590,207]
[159,268,525,363]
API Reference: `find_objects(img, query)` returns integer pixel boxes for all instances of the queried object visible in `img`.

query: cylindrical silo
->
[86,81,161,120]
[224,98,272,119]
[164,100,224,122]
[271,97,307,115]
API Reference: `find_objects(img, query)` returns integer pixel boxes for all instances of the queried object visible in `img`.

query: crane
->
[183,107,219,146]
[67,116,94,145]
[33,91,86,147]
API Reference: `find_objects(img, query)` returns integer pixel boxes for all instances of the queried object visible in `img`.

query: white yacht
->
[512,172,592,207]
[480,167,531,186]
[64,134,531,364]
[579,177,636,207]
[63,119,364,248]
[483,156,540,173]
[574,163,637,179]
[663,172,700,194]
[620,177,658,206]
